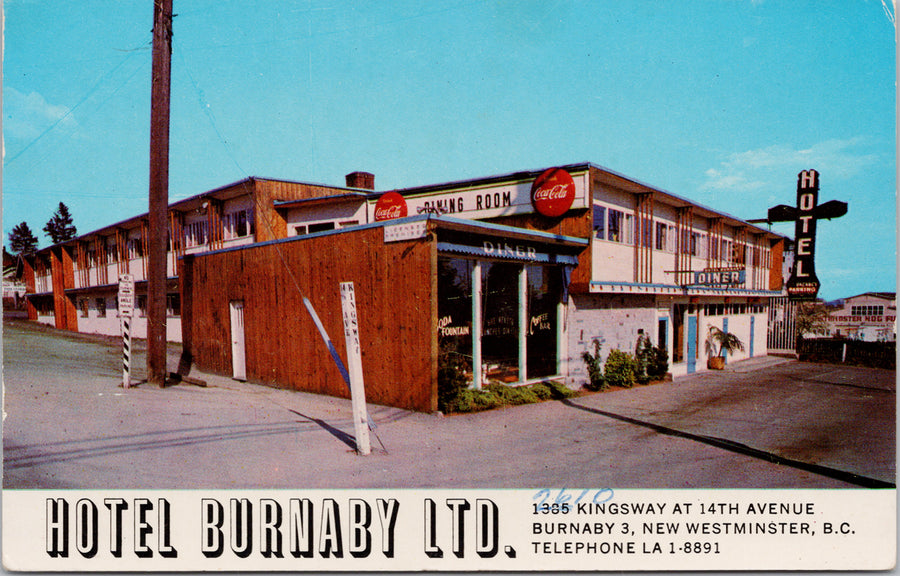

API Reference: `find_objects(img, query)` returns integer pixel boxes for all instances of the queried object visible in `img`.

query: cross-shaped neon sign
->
[767,170,847,300]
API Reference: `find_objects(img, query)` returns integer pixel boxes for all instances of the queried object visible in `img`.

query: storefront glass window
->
[437,258,474,384]
[481,261,520,384]
[438,255,565,387]
[526,264,559,379]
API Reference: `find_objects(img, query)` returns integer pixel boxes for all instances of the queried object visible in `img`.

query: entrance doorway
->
[229,300,246,381]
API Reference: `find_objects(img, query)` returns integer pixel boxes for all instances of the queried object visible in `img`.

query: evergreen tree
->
[43,202,77,244]
[8,222,38,255]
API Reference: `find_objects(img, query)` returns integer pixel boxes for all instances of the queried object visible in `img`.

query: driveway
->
[2,319,894,489]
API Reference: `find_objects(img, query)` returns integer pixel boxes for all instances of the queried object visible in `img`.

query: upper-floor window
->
[655,222,676,253]
[592,205,606,238]
[167,294,181,317]
[721,239,732,263]
[185,221,208,248]
[106,242,118,264]
[128,237,143,259]
[223,209,254,240]
[690,232,707,258]
[308,222,336,234]
[850,305,884,316]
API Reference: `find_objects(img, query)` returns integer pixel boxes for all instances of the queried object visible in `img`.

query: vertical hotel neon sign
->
[787,170,822,299]
[768,170,847,301]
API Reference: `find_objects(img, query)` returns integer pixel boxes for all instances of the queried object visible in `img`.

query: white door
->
[230,300,246,381]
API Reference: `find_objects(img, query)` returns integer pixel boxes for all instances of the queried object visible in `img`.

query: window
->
[732,242,745,264]
[96,298,106,317]
[293,225,308,236]
[80,299,89,318]
[721,239,732,263]
[655,222,676,253]
[623,214,634,244]
[167,294,181,317]
[339,220,360,229]
[690,232,707,258]
[592,205,606,238]
[308,222,336,234]
[607,209,623,242]
[655,222,667,251]
[106,242,118,264]
[224,209,254,240]
[851,305,884,316]
[128,237,143,259]
[136,295,147,317]
[185,221,208,248]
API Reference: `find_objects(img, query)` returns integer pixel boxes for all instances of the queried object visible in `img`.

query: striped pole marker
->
[122,316,132,389]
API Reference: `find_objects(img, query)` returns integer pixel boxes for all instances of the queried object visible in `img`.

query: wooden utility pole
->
[147,0,173,386]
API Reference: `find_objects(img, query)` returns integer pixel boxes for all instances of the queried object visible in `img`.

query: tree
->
[43,202,77,244]
[8,222,38,255]
[795,300,831,338]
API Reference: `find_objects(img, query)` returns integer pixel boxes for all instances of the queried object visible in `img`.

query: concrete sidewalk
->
[3,319,894,489]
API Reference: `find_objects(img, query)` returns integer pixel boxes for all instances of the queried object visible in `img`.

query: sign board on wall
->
[692,269,746,286]
[531,167,576,217]
[373,191,408,221]
[368,169,589,222]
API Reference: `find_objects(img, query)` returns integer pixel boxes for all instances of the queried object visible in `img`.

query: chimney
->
[346,171,375,190]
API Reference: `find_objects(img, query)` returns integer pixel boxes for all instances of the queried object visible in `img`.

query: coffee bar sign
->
[371,168,589,221]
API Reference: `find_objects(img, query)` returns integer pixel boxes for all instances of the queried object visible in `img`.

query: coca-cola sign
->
[374,191,408,221]
[531,168,575,218]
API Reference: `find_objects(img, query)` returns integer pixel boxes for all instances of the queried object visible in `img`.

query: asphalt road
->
[2,318,895,489]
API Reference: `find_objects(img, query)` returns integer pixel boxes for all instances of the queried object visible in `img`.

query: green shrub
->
[647,345,669,381]
[486,383,540,405]
[581,339,607,391]
[437,343,470,413]
[530,382,554,400]
[547,380,576,399]
[443,380,575,413]
[604,349,637,388]
[451,388,501,412]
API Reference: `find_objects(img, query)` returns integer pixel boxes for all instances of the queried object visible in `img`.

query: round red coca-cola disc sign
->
[374,191,408,221]
[531,168,576,218]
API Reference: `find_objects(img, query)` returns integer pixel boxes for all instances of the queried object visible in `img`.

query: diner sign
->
[693,268,746,286]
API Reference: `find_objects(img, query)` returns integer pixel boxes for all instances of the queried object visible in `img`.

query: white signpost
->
[339,281,371,455]
[117,274,135,388]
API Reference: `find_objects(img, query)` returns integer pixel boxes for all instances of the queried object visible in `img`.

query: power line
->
[5,47,148,167]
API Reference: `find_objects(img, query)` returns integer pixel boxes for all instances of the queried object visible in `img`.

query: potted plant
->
[706,326,744,370]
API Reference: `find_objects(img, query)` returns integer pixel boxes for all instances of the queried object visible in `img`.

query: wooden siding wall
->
[769,238,785,291]
[50,246,77,330]
[485,209,593,292]
[22,257,37,320]
[183,225,439,412]
[252,179,358,243]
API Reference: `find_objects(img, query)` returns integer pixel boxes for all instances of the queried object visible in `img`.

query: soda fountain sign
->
[766,170,847,301]
[531,167,576,218]
[374,191,408,221]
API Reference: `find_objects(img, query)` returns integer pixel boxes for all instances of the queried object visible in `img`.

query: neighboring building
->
[3,250,27,310]
[24,163,788,411]
[825,292,896,341]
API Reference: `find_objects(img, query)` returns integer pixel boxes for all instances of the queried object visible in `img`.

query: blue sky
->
[3,1,896,301]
